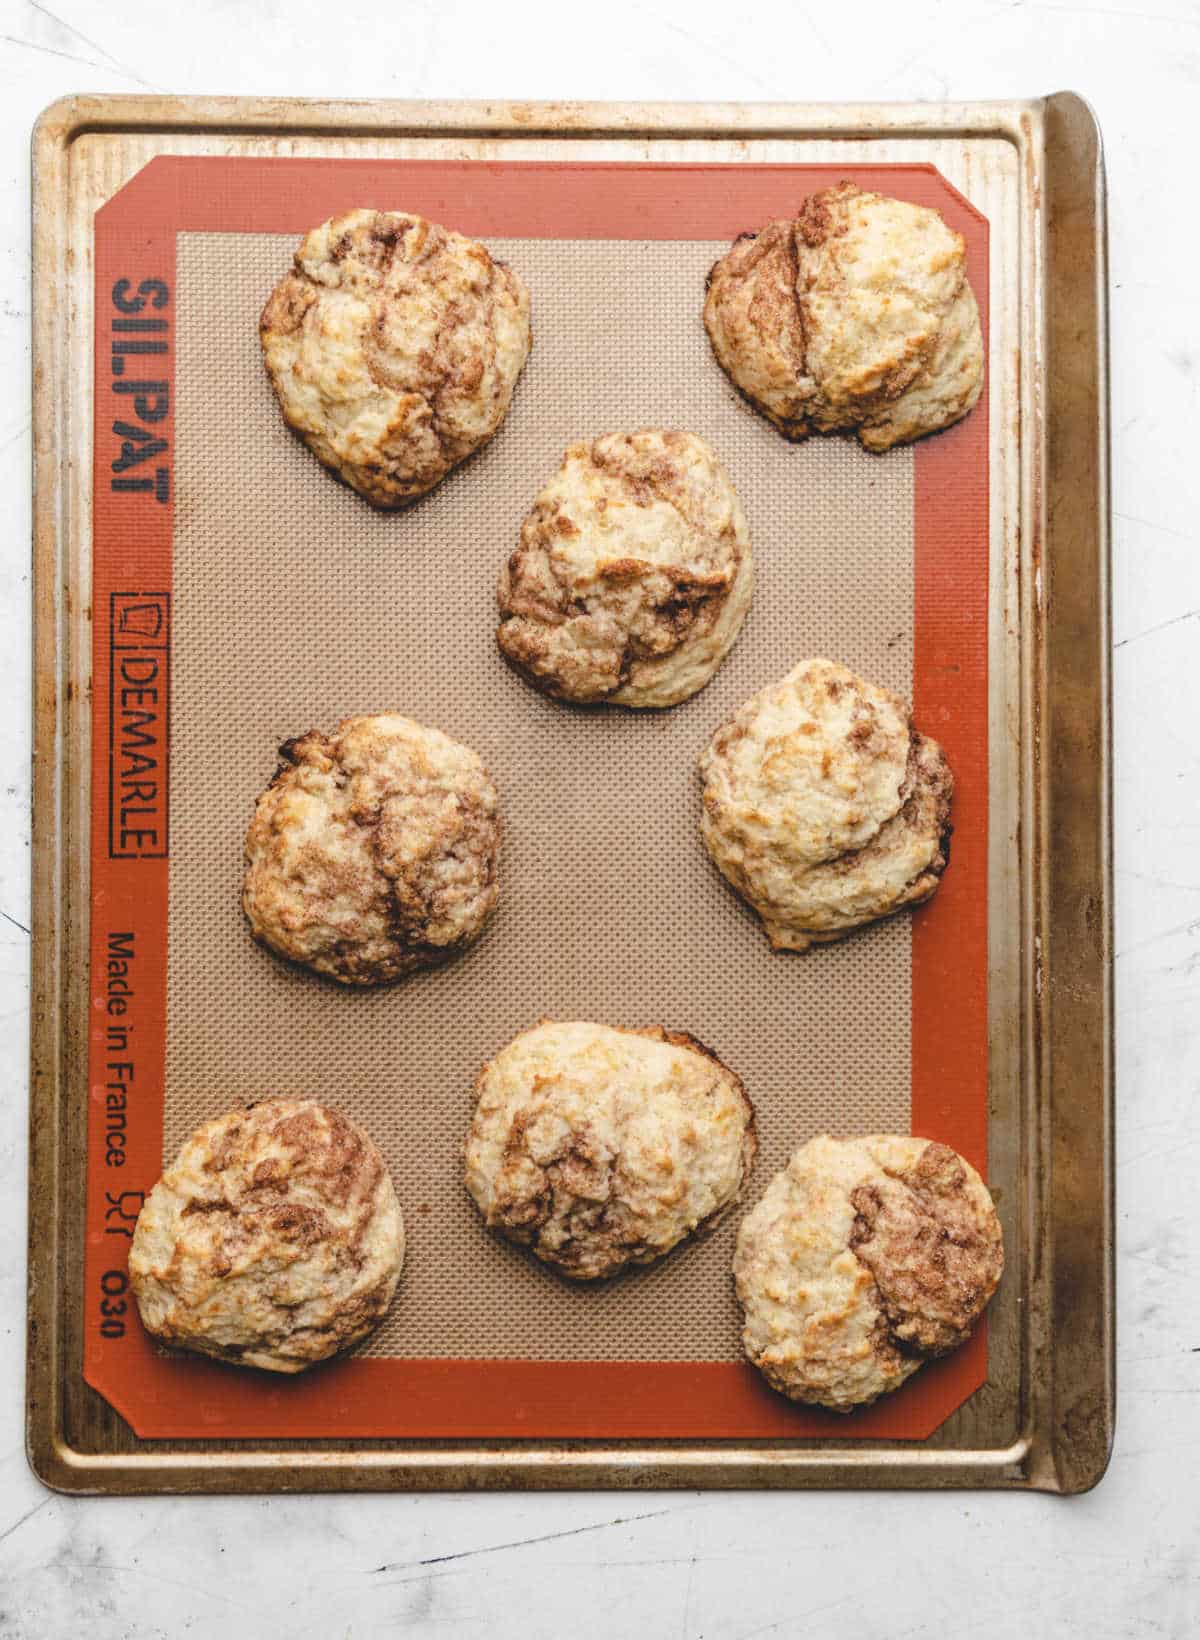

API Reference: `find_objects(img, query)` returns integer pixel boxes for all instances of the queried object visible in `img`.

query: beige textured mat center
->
[168,231,915,1362]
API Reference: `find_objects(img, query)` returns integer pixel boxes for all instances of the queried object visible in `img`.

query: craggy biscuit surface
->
[705,182,983,450]
[699,659,952,950]
[497,431,754,708]
[703,220,818,440]
[243,714,501,985]
[464,1021,756,1279]
[130,1099,404,1373]
[261,208,530,507]
[734,1134,1002,1411]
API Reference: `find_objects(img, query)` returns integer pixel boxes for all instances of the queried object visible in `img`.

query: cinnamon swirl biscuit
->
[705,182,983,450]
[734,1134,1002,1410]
[130,1099,404,1373]
[261,208,530,506]
[497,431,753,707]
[243,714,501,984]
[464,1020,756,1279]
[698,659,952,950]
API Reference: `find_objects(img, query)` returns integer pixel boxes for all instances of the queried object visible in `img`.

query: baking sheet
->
[28,95,1111,1492]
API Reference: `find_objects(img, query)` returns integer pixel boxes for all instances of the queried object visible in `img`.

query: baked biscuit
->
[497,431,754,707]
[464,1020,756,1279]
[243,714,501,985]
[129,1099,404,1373]
[734,1134,1002,1411]
[704,182,983,450]
[261,208,530,507]
[698,659,952,950]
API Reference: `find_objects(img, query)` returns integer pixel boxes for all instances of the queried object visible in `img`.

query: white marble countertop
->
[0,1,1196,1635]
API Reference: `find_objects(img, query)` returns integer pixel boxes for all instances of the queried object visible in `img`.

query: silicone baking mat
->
[86,157,988,1440]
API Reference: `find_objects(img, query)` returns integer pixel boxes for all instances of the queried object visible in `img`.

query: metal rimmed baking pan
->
[29,94,1110,1493]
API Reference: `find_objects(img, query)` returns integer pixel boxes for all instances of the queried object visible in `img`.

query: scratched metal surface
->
[28,95,1110,1493]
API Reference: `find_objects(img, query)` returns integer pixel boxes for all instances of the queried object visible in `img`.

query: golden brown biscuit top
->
[701,658,914,868]
[734,1134,1002,1411]
[699,659,953,950]
[464,1020,756,1279]
[705,183,983,451]
[129,1099,405,1373]
[242,713,501,985]
[261,208,530,506]
[793,182,967,421]
[497,430,753,708]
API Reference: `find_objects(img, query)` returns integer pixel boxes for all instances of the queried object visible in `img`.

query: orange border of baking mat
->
[86,157,988,1441]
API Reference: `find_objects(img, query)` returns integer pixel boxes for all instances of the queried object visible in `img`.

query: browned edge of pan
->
[1031,90,1114,1495]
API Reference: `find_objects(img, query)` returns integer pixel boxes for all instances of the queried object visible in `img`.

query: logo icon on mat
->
[115,601,164,641]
